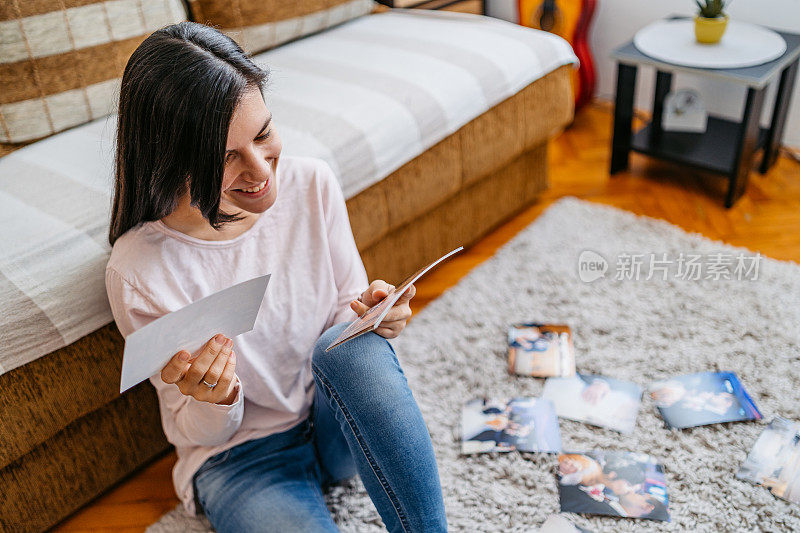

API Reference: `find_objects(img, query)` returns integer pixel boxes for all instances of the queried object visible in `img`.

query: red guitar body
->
[571,0,597,110]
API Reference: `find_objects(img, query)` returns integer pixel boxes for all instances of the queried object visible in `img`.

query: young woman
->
[105,21,447,533]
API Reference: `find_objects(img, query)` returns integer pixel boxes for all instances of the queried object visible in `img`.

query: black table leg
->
[651,70,673,142]
[760,59,798,174]
[727,86,766,207]
[610,63,637,174]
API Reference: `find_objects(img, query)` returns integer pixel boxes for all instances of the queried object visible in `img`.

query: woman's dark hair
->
[108,21,269,246]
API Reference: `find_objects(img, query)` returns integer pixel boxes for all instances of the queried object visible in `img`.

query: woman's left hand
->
[350,280,415,339]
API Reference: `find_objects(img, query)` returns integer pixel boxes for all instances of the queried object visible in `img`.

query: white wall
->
[487,0,800,147]
[486,0,518,24]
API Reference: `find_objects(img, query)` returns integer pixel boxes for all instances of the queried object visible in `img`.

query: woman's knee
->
[312,322,397,381]
[313,322,349,360]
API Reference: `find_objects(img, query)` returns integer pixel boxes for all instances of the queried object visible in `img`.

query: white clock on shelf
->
[662,89,707,133]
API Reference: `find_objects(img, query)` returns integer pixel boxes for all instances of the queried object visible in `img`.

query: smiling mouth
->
[233,180,268,193]
[229,178,273,200]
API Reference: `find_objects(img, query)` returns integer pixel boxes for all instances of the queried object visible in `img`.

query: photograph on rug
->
[543,374,642,434]
[737,417,800,505]
[461,397,561,454]
[557,451,670,522]
[508,323,576,377]
[650,371,762,429]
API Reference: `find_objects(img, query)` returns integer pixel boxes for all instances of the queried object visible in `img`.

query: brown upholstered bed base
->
[0,65,572,532]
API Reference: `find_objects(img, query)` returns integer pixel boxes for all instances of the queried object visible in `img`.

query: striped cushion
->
[0,0,187,143]
[188,0,375,55]
[0,9,576,376]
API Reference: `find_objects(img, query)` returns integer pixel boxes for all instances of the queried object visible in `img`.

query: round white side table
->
[633,19,786,69]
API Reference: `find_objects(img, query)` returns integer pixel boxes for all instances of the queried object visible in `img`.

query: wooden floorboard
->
[50,102,800,532]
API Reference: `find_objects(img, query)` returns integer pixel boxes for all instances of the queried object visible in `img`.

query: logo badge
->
[578,250,608,283]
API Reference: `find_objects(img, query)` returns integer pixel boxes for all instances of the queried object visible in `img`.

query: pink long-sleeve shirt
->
[104,156,368,515]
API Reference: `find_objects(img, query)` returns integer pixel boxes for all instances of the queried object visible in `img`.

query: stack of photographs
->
[737,417,800,505]
[649,372,762,429]
[508,323,576,378]
[461,397,561,454]
[543,374,642,434]
[557,451,670,522]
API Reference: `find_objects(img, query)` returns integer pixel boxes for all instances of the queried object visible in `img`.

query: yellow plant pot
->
[694,14,729,44]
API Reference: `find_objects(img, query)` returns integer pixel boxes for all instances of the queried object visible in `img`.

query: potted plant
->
[694,0,729,44]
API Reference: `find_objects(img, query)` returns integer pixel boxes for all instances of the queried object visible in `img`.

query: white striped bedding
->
[0,9,576,375]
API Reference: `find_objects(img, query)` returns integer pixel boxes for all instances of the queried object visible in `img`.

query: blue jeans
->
[193,322,447,532]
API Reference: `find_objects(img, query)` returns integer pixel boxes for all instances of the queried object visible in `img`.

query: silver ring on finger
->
[202,379,218,389]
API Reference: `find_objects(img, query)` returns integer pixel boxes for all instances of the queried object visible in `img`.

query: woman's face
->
[219,86,282,214]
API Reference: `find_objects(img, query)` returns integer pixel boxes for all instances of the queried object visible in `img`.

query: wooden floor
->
[52,102,800,532]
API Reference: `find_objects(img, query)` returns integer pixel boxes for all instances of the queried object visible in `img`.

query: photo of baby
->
[557,451,670,521]
[737,417,800,505]
[461,397,562,454]
[542,374,642,434]
[649,371,762,429]
[508,323,576,378]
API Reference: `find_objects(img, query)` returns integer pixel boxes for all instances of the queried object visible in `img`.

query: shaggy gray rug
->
[147,197,800,532]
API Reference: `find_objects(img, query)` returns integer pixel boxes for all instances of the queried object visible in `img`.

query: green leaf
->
[696,0,726,17]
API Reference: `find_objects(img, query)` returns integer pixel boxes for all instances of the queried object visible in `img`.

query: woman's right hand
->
[161,334,239,405]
